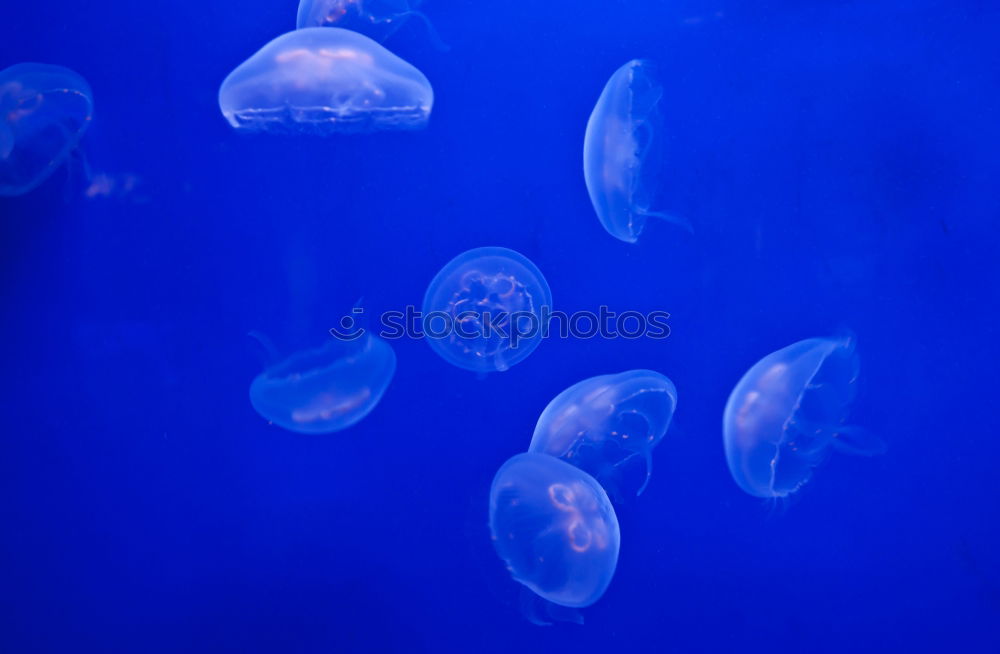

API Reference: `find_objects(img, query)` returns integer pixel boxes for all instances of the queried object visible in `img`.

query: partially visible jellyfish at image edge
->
[722,333,886,499]
[218,28,433,134]
[296,0,448,50]
[583,59,691,243]
[529,370,677,498]
[489,453,620,624]
[0,63,93,197]
[422,246,552,374]
[249,331,396,434]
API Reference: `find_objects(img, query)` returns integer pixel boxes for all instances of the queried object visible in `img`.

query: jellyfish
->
[583,59,690,243]
[722,333,886,499]
[249,331,396,434]
[489,453,620,615]
[422,246,552,374]
[218,28,433,134]
[296,0,447,50]
[0,63,93,197]
[529,370,677,498]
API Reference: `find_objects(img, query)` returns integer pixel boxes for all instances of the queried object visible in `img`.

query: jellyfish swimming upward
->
[722,334,886,499]
[249,332,396,434]
[0,63,93,197]
[296,0,446,49]
[529,370,677,497]
[422,247,552,374]
[583,59,690,243]
[218,28,433,134]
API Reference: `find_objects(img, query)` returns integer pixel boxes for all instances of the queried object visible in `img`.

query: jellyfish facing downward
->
[583,59,690,243]
[218,28,433,134]
[723,333,886,499]
[249,332,396,434]
[296,0,447,49]
[490,453,620,614]
[0,63,93,197]
[529,370,677,497]
[422,247,552,374]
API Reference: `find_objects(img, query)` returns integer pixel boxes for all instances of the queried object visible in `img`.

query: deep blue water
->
[2,1,999,652]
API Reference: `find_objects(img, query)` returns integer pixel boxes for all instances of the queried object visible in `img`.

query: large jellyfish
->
[218,28,433,134]
[723,333,886,499]
[296,0,446,49]
[489,453,620,613]
[529,370,677,497]
[249,332,396,434]
[583,59,690,243]
[0,63,93,197]
[422,246,552,374]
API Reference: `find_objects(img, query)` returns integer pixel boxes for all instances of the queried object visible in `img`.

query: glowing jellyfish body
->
[218,28,433,134]
[489,453,620,609]
[529,370,677,497]
[0,63,93,197]
[296,0,443,47]
[422,247,552,373]
[583,59,689,243]
[249,333,396,434]
[723,334,886,498]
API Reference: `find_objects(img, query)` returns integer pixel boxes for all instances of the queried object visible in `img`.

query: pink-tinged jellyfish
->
[218,28,433,134]
[0,63,93,197]
[422,246,552,374]
[529,370,677,497]
[296,0,447,49]
[489,453,620,613]
[723,333,886,499]
[583,59,690,243]
[249,332,396,434]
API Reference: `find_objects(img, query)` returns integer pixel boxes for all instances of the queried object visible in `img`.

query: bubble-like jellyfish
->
[723,333,886,499]
[0,63,93,197]
[422,246,552,374]
[583,59,690,243]
[529,370,677,497]
[218,28,433,134]
[489,453,620,617]
[296,0,447,50]
[249,332,396,434]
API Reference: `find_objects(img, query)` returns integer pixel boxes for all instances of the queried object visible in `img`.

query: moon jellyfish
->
[723,333,886,499]
[583,59,690,243]
[489,453,620,613]
[422,247,552,374]
[249,332,396,434]
[218,28,433,134]
[0,63,93,197]
[296,0,447,50]
[529,370,677,497]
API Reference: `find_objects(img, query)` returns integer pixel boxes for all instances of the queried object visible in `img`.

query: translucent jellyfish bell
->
[0,63,93,197]
[489,453,620,610]
[249,332,396,434]
[583,59,690,243]
[722,333,886,499]
[218,28,433,134]
[296,0,447,49]
[529,370,677,497]
[422,246,552,374]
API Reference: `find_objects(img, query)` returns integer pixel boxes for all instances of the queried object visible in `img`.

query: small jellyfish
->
[422,246,552,374]
[218,28,433,134]
[529,370,677,497]
[296,0,447,49]
[722,333,886,499]
[583,59,690,243]
[0,63,93,197]
[249,332,396,434]
[489,453,620,612]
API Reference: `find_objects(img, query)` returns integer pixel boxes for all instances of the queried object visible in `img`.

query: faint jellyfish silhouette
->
[723,333,886,499]
[583,59,690,243]
[249,331,396,434]
[489,453,620,619]
[296,0,448,49]
[0,63,93,197]
[422,246,552,374]
[218,28,433,134]
[529,370,677,498]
